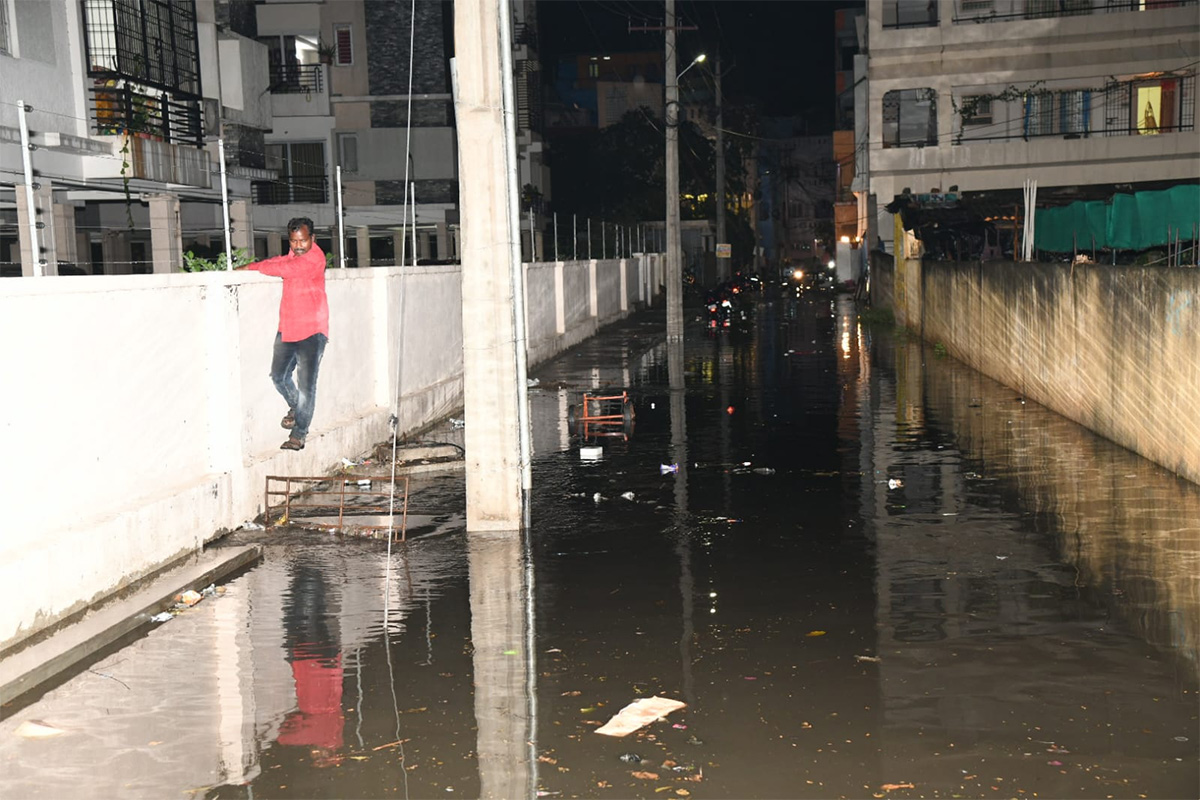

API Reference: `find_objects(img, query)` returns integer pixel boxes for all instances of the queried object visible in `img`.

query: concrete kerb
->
[0,545,262,713]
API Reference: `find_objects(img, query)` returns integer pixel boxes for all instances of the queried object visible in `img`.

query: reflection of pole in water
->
[668,337,697,707]
[470,532,536,799]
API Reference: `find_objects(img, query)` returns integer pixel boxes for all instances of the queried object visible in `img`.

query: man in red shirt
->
[238,217,329,450]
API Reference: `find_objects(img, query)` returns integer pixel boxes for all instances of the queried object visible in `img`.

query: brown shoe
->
[280,436,305,451]
[281,410,296,430]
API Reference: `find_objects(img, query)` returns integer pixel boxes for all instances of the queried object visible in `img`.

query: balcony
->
[251,175,328,205]
[268,63,331,117]
[268,63,323,95]
[89,82,204,146]
[952,0,1197,24]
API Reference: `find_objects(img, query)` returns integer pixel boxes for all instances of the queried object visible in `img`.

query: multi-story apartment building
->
[2,0,548,273]
[254,0,548,266]
[0,0,271,275]
[855,0,1198,257]
[253,0,457,265]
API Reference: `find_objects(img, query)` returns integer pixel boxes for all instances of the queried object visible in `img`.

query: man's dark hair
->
[287,217,315,236]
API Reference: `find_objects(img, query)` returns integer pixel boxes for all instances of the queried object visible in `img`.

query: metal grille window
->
[1105,74,1195,135]
[882,88,938,148]
[334,24,352,66]
[82,0,204,145]
[254,142,327,204]
[1023,91,1055,136]
[961,95,993,125]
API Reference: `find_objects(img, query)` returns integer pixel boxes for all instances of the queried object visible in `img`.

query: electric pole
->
[665,0,683,342]
[714,50,728,282]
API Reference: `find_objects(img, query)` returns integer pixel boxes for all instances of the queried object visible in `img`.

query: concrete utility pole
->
[665,0,683,342]
[454,0,529,531]
[714,50,728,282]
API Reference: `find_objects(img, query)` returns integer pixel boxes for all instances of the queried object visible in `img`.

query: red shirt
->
[247,244,329,342]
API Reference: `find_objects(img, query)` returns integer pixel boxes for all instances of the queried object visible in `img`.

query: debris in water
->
[14,720,66,739]
[595,696,686,737]
[619,753,643,763]
[752,467,775,475]
[620,491,635,500]
[150,612,173,623]
[660,464,679,474]
[854,654,881,663]
[176,590,203,607]
[806,630,826,637]
[887,478,904,490]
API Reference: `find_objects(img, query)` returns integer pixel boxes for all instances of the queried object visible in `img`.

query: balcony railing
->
[268,63,324,95]
[954,77,1195,143]
[953,0,1196,24]
[252,175,328,205]
[89,82,203,146]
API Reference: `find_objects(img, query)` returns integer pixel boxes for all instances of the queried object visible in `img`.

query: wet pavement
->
[1,290,1197,799]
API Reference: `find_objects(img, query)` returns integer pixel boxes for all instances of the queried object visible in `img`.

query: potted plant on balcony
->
[317,39,336,65]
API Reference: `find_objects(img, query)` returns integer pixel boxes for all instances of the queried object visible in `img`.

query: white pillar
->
[15,182,56,276]
[356,225,371,268]
[230,199,253,254]
[53,201,78,266]
[149,193,182,273]
[102,229,131,275]
[455,0,528,530]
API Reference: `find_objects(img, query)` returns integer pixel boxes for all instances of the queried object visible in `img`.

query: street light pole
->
[714,50,728,282]
[665,0,682,342]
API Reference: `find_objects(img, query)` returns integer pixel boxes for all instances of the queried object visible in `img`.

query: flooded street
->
[1,291,1196,799]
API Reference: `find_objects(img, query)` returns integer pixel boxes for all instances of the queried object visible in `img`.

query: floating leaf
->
[806,630,826,637]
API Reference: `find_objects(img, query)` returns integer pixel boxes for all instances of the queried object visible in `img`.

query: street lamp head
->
[677,53,708,81]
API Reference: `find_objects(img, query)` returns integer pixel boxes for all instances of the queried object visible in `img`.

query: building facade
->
[856,0,1199,257]
[0,0,271,275]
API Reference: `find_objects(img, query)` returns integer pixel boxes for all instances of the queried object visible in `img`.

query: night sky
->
[538,0,862,123]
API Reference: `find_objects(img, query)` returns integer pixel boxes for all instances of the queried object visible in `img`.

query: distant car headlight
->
[827,260,836,270]
[793,269,804,281]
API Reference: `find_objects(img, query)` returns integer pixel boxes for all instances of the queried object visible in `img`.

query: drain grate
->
[264,474,410,540]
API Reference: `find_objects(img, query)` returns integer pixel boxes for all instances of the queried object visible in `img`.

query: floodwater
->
[1,291,1196,800]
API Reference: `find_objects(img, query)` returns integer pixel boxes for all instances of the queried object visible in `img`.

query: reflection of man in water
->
[278,564,345,767]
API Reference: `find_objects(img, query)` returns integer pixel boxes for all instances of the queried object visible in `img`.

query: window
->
[1024,91,1054,136]
[82,0,205,145]
[254,141,327,204]
[1022,89,1093,137]
[1059,89,1090,135]
[883,0,939,28]
[961,95,993,125]
[338,133,358,173]
[882,88,938,147]
[334,24,352,66]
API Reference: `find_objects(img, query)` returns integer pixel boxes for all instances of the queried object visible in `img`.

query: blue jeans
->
[271,332,327,440]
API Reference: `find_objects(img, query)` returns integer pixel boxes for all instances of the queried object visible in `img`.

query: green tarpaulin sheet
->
[1035,184,1200,252]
